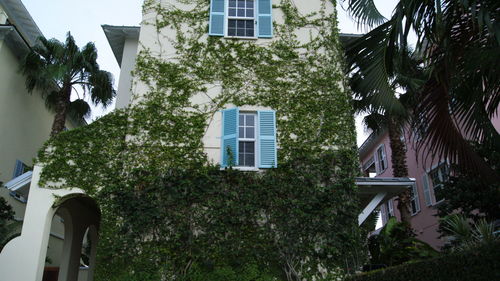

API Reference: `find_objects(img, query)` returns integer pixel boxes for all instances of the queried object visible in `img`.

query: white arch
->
[0,165,100,281]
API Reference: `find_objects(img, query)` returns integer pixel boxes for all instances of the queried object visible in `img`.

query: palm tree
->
[343,0,500,182]
[352,46,424,222]
[21,32,116,136]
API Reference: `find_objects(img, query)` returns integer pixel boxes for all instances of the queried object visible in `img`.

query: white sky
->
[21,0,398,146]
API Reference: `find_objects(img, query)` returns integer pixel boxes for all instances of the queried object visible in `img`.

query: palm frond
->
[343,0,386,28]
[68,99,92,119]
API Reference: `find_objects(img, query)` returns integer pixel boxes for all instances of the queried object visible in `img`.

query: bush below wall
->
[346,242,500,281]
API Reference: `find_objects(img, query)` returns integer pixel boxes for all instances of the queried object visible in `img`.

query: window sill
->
[224,35,258,40]
[432,199,445,208]
[221,166,259,172]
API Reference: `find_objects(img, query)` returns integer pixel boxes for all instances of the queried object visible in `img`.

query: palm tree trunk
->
[50,87,71,137]
[387,118,412,223]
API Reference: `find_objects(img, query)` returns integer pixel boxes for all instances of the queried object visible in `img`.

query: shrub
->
[346,242,500,281]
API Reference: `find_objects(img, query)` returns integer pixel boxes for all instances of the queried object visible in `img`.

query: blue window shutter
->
[221,108,239,167]
[12,160,25,178]
[258,110,277,168]
[257,0,273,38]
[209,0,225,36]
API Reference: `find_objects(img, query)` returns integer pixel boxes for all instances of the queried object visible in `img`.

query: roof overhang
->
[4,171,32,198]
[0,0,43,47]
[102,25,140,67]
[0,25,30,58]
[355,177,415,225]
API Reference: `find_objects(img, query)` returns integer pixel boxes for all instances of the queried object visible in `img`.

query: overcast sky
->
[21,0,399,146]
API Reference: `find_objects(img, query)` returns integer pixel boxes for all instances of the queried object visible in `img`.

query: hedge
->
[346,242,500,281]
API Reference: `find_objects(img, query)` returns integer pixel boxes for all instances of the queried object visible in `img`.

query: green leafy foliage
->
[346,242,500,281]
[0,196,21,252]
[367,217,437,267]
[437,142,500,222]
[440,214,499,252]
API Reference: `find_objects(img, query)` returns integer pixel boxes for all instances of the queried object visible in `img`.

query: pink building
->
[358,116,500,249]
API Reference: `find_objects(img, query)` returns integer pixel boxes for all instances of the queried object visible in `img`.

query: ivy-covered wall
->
[36,0,363,280]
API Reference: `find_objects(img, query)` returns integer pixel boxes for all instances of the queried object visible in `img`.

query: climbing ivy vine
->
[37,0,363,280]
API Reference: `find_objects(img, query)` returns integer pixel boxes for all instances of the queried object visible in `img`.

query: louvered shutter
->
[221,108,239,167]
[258,110,277,168]
[209,0,225,36]
[257,0,273,38]
[12,160,25,178]
[422,174,432,206]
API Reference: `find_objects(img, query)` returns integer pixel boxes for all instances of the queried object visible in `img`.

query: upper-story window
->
[376,144,387,174]
[422,162,449,206]
[228,0,255,37]
[428,162,449,203]
[221,108,277,169]
[209,0,273,38]
[410,183,421,215]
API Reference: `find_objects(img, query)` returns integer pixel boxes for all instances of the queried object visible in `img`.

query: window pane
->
[239,127,244,138]
[247,154,255,166]
[238,0,245,8]
[228,28,236,36]
[239,153,244,166]
[229,0,237,7]
[246,114,254,126]
[237,20,245,28]
[246,19,254,28]
[247,0,254,8]
[237,29,245,36]
[246,28,254,37]
[244,142,254,153]
[237,9,245,17]
[228,9,236,17]
[246,127,254,139]
[239,114,244,125]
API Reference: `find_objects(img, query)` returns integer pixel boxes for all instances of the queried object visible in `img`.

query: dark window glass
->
[238,0,245,8]
[229,0,237,7]
[246,128,254,138]
[246,114,254,125]
[239,141,255,167]
[228,28,236,36]
[229,9,236,16]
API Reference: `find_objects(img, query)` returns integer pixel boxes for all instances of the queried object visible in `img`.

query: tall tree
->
[21,32,116,136]
[352,46,424,222]
[343,0,500,182]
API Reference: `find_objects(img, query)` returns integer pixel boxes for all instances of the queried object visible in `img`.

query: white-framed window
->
[209,0,273,38]
[221,108,277,169]
[387,199,395,217]
[410,183,421,215]
[428,162,449,203]
[227,0,256,38]
[376,144,387,174]
[362,156,377,177]
[238,113,256,167]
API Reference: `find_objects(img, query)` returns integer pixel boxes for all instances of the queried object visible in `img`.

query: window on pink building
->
[376,145,387,174]
[428,163,449,203]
